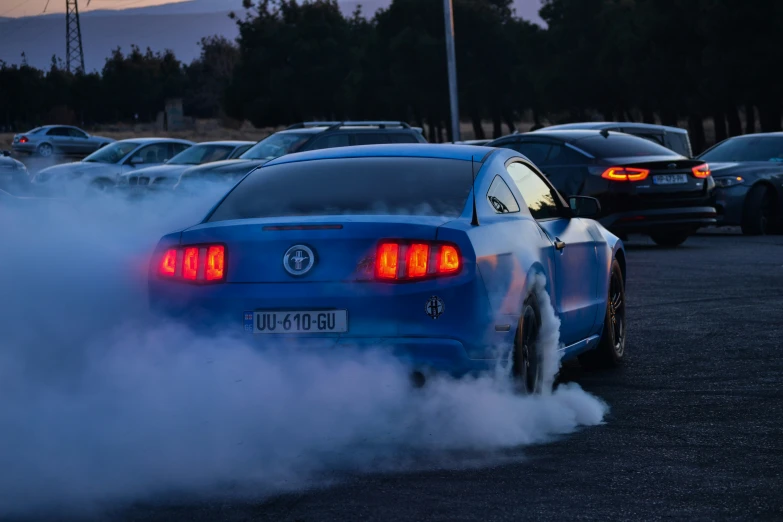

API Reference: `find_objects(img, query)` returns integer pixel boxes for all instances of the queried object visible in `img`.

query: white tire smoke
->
[0,192,609,517]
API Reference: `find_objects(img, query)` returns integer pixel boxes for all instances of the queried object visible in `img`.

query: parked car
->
[149,144,627,391]
[696,133,783,235]
[456,139,493,146]
[0,150,31,195]
[487,129,716,246]
[535,122,693,157]
[31,138,193,191]
[117,141,254,191]
[173,121,427,192]
[12,125,115,157]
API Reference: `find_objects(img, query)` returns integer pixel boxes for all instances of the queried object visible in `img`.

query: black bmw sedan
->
[487,130,717,246]
[696,133,783,235]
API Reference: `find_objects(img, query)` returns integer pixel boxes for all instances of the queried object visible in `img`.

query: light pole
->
[443,0,460,142]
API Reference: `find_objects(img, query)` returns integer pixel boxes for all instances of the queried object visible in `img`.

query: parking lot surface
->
[109,231,783,521]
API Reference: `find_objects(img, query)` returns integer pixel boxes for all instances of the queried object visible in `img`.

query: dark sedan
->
[487,130,717,246]
[697,133,783,235]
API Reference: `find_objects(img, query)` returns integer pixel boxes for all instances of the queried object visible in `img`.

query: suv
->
[174,121,427,191]
[535,122,692,158]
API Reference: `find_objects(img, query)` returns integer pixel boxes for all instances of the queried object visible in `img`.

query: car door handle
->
[554,238,566,251]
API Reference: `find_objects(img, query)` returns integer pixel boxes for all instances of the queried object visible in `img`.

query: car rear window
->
[574,133,678,158]
[207,157,473,222]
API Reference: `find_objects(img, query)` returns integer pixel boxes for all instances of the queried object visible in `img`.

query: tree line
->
[1,0,780,153]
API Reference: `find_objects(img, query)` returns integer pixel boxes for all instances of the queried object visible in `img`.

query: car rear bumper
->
[599,206,718,233]
[228,335,499,377]
[11,143,36,154]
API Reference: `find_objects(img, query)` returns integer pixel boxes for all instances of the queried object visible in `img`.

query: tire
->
[512,294,543,394]
[579,259,626,370]
[741,184,778,236]
[37,143,53,158]
[649,231,689,247]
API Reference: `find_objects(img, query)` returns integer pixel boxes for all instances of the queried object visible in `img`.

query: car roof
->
[194,140,254,146]
[265,144,494,166]
[538,122,687,134]
[505,129,640,143]
[274,127,419,137]
[116,137,194,144]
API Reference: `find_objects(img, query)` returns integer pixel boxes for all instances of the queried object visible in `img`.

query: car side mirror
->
[569,196,601,218]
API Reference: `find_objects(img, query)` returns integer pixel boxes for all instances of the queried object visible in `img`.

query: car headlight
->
[714,176,744,188]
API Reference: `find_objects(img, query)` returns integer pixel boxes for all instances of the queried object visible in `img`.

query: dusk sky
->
[0,0,189,17]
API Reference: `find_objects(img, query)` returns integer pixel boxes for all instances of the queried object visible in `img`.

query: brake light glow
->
[376,243,399,279]
[601,166,649,182]
[182,247,199,280]
[438,245,461,273]
[157,244,226,283]
[159,249,177,276]
[19,136,28,144]
[205,245,225,281]
[692,163,711,178]
[407,243,430,278]
[375,241,461,281]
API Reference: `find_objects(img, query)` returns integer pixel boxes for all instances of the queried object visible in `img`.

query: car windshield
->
[699,136,783,163]
[83,141,140,164]
[168,144,235,165]
[240,133,312,160]
[575,133,677,158]
[207,157,473,222]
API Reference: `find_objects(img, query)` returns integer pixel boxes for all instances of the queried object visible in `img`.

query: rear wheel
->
[37,143,53,158]
[741,184,778,236]
[649,231,689,247]
[512,295,542,394]
[579,259,626,369]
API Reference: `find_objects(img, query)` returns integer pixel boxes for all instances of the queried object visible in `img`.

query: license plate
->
[245,310,348,334]
[653,174,688,185]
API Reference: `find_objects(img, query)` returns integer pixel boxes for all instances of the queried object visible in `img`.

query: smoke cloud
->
[0,189,608,518]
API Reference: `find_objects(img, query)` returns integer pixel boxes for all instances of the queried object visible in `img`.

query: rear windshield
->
[574,133,678,158]
[207,157,473,222]
[699,136,783,163]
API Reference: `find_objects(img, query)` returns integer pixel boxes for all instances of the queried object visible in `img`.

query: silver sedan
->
[32,138,194,191]
[12,125,115,157]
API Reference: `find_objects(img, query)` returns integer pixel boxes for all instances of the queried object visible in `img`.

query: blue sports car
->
[148,144,627,392]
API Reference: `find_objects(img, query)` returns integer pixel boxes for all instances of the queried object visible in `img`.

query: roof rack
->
[286,121,412,130]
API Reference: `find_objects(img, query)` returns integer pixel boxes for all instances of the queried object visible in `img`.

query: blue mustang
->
[148,144,627,393]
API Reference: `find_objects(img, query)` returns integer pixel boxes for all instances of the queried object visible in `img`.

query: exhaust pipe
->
[410,371,426,388]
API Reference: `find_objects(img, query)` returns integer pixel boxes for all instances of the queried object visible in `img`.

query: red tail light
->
[157,244,226,283]
[19,136,28,144]
[692,163,711,178]
[601,166,649,182]
[205,245,225,281]
[375,240,461,281]
[159,249,177,276]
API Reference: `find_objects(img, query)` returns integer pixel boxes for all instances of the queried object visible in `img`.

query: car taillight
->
[158,244,226,283]
[19,136,28,144]
[159,249,177,276]
[601,166,649,182]
[692,163,711,178]
[375,241,461,281]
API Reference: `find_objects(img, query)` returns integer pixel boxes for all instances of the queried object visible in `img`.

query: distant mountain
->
[0,0,544,72]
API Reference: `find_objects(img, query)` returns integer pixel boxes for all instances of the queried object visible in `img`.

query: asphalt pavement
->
[101,230,783,522]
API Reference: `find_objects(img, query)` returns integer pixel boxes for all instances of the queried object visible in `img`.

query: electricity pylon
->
[65,0,87,73]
